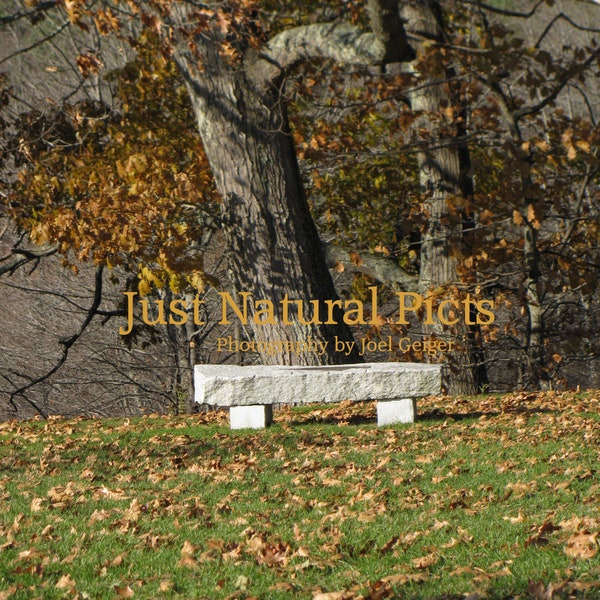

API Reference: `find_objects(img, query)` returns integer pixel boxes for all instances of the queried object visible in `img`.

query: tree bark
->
[399,0,488,394]
[175,43,361,365]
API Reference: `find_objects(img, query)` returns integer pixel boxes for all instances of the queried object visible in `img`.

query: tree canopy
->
[1,0,599,417]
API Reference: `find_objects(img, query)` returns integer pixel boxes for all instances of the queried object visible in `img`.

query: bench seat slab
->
[195,362,441,408]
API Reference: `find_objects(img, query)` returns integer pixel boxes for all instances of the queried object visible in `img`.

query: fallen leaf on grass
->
[473,566,512,584]
[528,580,568,600]
[525,520,560,547]
[379,535,399,554]
[114,584,134,598]
[559,515,600,532]
[380,573,428,585]
[449,566,477,576]
[411,552,438,569]
[235,575,249,591]
[564,532,598,559]
[89,508,111,524]
[255,541,290,568]
[111,553,126,567]
[30,498,43,513]
[504,480,538,499]
[178,540,198,567]
[569,580,600,593]
[503,511,524,523]
[94,486,128,501]
[312,591,353,600]
[269,582,296,592]
[56,574,76,589]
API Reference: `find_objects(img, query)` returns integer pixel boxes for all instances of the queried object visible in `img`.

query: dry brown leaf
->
[505,480,538,499]
[180,540,196,556]
[432,519,450,531]
[111,553,126,567]
[30,498,43,513]
[349,252,363,267]
[564,533,598,559]
[89,509,111,524]
[123,498,142,522]
[503,511,524,523]
[411,552,439,569]
[525,520,559,547]
[558,515,583,532]
[312,592,352,600]
[178,540,198,567]
[114,584,135,598]
[56,574,76,589]
[513,210,523,226]
[380,535,399,554]
[269,582,296,592]
[449,566,477,576]
[381,573,428,585]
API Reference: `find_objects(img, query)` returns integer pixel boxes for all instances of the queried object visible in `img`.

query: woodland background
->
[0,0,599,419]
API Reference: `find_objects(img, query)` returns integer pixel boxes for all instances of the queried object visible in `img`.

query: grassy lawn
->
[1,391,599,599]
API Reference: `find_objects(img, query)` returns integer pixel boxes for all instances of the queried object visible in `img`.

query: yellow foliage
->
[9,34,219,295]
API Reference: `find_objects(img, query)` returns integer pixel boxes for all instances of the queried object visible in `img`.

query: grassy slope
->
[0,391,599,599]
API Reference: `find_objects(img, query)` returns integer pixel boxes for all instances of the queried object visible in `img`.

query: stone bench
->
[194,362,441,430]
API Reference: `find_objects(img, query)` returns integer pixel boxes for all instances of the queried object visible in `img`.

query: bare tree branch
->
[0,19,70,68]
[8,265,105,418]
[324,244,418,291]
[514,47,600,120]
[535,12,600,48]
[248,22,386,89]
[0,243,59,276]
[0,0,57,25]
[457,0,546,19]
[248,6,416,92]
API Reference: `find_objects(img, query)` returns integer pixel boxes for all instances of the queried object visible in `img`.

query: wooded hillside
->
[1,0,599,418]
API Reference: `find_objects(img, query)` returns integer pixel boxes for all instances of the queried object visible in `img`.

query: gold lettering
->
[343,300,366,325]
[368,286,379,324]
[296,299,320,325]
[477,299,495,324]
[169,299,188,325]
[438,299,459,325]
[324,299,342,324]
[119,291,137,335]
[140,298,167,326]
[254,300,276,324]
[281,294,293,325]
[396,292,422,325]
[220,292,250,324]
[191,296,206,325]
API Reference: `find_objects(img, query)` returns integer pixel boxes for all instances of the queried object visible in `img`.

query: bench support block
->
[230,405,273,430]
[376,398,416,426]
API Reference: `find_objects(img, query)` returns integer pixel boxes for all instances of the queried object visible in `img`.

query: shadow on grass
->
[284,412,376,427]
[419,405,556,422]
[281,404,558,428]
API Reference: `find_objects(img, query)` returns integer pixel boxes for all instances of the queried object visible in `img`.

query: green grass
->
[1,391,599,599]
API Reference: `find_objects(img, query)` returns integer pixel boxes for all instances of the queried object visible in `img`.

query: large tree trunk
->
[401,1,488,394]
[500,113,545,388]
[176,45,361,365]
